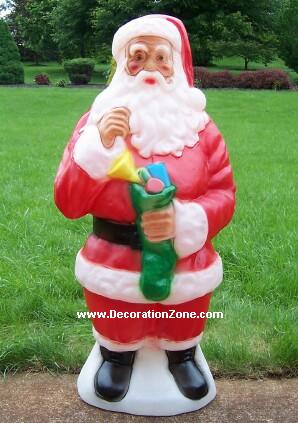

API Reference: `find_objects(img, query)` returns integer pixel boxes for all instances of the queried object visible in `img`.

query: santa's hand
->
[141,204,175,243]
[97,107,130,148]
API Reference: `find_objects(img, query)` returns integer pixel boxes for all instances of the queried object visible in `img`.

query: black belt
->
[93,217,142,250]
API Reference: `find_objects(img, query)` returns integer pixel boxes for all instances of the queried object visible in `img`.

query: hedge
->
[194,67,293,90]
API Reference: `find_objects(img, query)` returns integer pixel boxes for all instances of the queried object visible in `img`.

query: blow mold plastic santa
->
[54,15,236,415]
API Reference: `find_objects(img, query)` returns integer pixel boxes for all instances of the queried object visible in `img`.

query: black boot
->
[94,346,136,402]
[166,347,208,400]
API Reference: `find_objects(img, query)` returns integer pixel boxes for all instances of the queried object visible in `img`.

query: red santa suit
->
[54,16,236,352]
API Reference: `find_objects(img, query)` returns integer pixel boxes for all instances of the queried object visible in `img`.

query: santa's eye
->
[133,51,146,62]
[156,54,165,63]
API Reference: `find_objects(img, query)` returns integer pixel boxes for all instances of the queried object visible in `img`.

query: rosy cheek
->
[128,62,141,74]
[160,64,172,75]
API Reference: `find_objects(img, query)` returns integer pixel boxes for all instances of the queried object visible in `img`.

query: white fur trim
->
[73,124,125,180]
[75,252,223,304]
[158,333,203,351]
[173,199,208,259]
[92,327,144,352]
[92,327,203,352]
[112,16,181,60]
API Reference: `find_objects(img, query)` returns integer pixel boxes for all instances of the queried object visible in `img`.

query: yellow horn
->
[107,149,141,183]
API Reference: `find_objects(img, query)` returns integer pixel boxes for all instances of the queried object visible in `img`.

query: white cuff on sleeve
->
[73,124,125,180]
[173,199,208,259]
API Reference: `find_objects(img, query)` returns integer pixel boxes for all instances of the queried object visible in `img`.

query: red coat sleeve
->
[196,119,236,241]
[54,111,106,219]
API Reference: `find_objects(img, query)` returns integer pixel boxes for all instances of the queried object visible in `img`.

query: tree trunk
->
[34,52,39,66]
[80,42,85,58]
[244,57,249,70]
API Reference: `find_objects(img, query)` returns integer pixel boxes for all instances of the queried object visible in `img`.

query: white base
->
[77,342,216,416]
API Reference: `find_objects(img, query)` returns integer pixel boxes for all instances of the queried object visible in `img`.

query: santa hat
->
[112,14,194,86]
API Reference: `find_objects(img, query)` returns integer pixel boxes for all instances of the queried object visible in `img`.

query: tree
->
[92,0,227,65]
[51,0,97,59]
[91,0,280,66]
[211,12,277,69]
[5,0,59,62]
[0,18,24,83]
[3,0,281,66]
[91,0,152,62]
[3,0,29,57]
[278,0,298,72]
[16,0,59,63]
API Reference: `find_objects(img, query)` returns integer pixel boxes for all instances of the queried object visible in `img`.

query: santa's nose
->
[144,58,156,71]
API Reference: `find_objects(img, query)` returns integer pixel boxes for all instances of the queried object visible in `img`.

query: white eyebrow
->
[129,43,149,55]
[154,44,171,56]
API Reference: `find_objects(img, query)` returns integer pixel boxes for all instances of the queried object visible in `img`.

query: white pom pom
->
[188,87,206,111]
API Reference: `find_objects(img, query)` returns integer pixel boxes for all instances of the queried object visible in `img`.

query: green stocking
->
[130,184,177,301]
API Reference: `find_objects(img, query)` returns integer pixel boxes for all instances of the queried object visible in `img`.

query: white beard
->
[88,56,209,158]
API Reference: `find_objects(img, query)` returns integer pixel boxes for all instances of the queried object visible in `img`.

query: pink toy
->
[145,177,165,193]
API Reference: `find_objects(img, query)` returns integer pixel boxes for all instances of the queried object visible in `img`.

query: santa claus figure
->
[54,15,236,408]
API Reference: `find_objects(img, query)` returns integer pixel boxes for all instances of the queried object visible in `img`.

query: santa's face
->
[125,36,174,83]
[88,35,209,158]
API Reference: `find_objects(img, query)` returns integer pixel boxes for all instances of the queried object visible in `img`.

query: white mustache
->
[129,70,175,92]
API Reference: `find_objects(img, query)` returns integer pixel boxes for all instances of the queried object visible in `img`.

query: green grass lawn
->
[0,87,297,377]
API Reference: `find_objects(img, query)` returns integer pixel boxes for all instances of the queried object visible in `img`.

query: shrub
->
[0,19,24,84]
[34,73,50,85]
[258,69,292,90]
[194,66,292,89]
[63,58,95,85]
[194,67,235,88]
[194,67,210,88]
[235,71,259,89]
[56,79,66,87]
[208,71,235,88]
[236,69,292,90]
